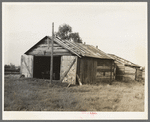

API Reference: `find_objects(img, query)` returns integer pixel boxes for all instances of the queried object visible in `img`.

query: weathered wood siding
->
[21,54,33,78]
[60,56,77,84]
[115,61,138,81]
[77,57,97,84]
[96,59,114,82]
[135,68,142,81]
[142,70,145,79]
[28,38,73,56]
[115,62,125,80]
[124,66,136,80]
[77,57,114,84]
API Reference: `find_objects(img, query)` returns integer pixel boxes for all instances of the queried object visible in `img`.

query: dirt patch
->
[4,75,145,111]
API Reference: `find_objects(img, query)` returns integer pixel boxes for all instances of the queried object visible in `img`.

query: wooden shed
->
[21,36,115,85]
[108,54,142,81]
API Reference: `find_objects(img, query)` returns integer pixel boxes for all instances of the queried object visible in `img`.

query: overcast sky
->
[3,2,147,67]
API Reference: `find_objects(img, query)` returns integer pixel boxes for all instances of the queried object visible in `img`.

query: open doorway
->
[33,56,61,80]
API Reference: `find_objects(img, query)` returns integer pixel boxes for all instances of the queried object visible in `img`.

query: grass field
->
[4,75,145,111]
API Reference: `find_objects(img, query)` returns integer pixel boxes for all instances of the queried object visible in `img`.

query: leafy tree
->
[56,24,82,43]
[69,32,82,43]
[56,24,72,40]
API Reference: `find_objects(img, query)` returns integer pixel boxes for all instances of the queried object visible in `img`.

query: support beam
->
[77,74,82,86]
[50,22,54,84]
[109,60,113,85]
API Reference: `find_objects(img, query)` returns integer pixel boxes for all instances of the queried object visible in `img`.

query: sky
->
[3,2,147,67]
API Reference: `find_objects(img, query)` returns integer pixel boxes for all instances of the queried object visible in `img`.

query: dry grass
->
[4,75,145,111]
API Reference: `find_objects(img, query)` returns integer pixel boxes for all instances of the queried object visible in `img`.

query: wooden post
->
[135,68,137,81]
[77,74,82,86]
[110,60,112,85]
[50,22,54,84]
[114,63,116,80]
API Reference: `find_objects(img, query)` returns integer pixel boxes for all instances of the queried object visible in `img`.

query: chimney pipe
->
[84,42,86,45]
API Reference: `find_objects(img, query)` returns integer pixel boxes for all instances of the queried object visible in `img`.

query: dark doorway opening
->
[33,56,61,80]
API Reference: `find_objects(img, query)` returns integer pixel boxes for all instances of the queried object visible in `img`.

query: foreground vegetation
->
[4,75,144,111]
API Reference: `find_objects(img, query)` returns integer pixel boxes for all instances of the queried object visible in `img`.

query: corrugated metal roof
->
[108,54,141,68]
[25,36,113,60]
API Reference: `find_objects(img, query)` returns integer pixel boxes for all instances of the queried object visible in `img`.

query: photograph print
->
[3,2,147,120]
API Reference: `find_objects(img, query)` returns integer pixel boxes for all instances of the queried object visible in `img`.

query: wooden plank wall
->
[142,70,145,79]
[115,61,137,81]
[135,68,142,80]
[77,57,97,84]
[124,66,136,80]
[96,59,114,82]
[60,56,77,84]
[28,38,73,56]
[115,63,125,80]
[77,57,114,84]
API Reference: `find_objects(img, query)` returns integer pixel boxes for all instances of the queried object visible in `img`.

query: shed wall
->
[142,70,145,79]
[135,68,142,81]
[115,61,138,81]
[96,59,114,82]
[77,57,114,84]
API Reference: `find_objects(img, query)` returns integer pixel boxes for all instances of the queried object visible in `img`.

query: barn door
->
[60,56,77,84]
[21,54,33,78]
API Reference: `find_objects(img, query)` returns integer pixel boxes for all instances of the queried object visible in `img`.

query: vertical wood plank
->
[135,68,137,80]
[50,22,54,83]
[114,63,116,80]
[80,58,83,84]
[94,59,97,83]
[110,60,112,84]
